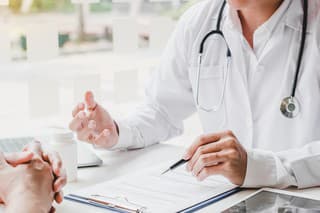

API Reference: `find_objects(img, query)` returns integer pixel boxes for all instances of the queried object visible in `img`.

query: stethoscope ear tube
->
[196,0,308,118]
[291,0,308,98]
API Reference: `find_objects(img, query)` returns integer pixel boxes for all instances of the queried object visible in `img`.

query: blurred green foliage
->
[9,0,22,12]
[30,0,75,12]
[90,0,112,13]
[170,0,198,20]
[8,0,113,13]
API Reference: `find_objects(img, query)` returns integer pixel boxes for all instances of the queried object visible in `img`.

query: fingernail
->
[59,191,64,202]
[33,159,44,170]
[183,152,190,160]
[56,184,62,192]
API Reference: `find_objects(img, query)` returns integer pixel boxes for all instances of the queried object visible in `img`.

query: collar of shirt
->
[226,0,292,59]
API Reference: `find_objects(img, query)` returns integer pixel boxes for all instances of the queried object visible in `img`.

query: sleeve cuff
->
[291,155,320,189]
[108,120,133,151]
[242,149,277,188]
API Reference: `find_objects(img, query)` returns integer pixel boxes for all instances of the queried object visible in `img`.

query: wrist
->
[108,120,132,150]
[5,196,50,213]
[5,188,52,213]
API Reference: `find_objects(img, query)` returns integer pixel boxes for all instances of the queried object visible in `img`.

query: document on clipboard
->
[65,165,240,213]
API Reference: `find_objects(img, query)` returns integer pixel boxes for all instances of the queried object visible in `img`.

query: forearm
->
[5,197,51,213]
[243,141,320,189]
[111,105,185,150]
[242,149,297,188]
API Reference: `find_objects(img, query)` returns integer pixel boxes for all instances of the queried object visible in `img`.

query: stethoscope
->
[196,0,308,118]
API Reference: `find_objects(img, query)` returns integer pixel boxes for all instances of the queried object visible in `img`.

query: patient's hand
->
[0,150,55,213]
[23,142,67,204]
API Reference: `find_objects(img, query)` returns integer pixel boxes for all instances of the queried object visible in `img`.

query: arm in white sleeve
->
[243,20,320,189]
[243,141,320,189]
[111,8,198,150]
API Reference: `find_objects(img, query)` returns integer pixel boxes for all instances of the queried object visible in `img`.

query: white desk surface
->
[54,143,320,213]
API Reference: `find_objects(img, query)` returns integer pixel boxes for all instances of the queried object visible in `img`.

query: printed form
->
[67,165,237,212]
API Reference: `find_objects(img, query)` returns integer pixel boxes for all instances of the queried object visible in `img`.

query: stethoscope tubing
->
[196,0,308,118]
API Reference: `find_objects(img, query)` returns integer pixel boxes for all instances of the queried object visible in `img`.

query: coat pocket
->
[189,65,227,131]
[189,65,224,110]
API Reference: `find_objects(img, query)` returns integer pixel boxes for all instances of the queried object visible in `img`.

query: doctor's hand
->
[69,91,119,149]
[183,130,247,186]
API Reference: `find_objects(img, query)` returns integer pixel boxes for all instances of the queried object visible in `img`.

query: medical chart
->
[68,165,236,213]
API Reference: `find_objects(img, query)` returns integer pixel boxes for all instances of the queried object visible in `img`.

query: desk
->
[55,143,320,213]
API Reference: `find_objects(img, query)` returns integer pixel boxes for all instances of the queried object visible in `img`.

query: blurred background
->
[0,0,201,146]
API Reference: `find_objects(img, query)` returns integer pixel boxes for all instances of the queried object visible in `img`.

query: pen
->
[161,159,189,175]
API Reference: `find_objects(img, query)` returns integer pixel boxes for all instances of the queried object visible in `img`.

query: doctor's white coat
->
[113,0,320,189]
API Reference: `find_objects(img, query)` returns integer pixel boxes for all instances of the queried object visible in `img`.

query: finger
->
[69,111,88,132]
[76,127,96,143]
[187,142,223,171]
[86,120,98,142]
[183,134,222,160]
[183,131,233,160]
[192,152,228,176]
[30,158,46,170]
[72,102,85,117]
[85,91,97,111]
[4,151,34,166]
[53,169,67,192]
[93,129,111,147]
[49,206,56,213]
[197,164,224,181]
[87,110,97,121]
[55,191,64,204]
[43,151,63,176]
[0,151,8,168]
[23,141,43,159]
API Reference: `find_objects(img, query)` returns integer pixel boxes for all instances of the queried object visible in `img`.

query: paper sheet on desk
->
[68,165,236,213]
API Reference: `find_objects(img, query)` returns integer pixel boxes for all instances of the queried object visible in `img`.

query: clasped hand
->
[0,142,67,213]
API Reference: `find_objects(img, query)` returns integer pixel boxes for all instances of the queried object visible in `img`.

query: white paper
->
[69,165,236,213]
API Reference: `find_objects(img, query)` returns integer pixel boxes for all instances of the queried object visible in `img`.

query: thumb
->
[5,151,34,167]
[0,151,8,168]
[85,91,97,111]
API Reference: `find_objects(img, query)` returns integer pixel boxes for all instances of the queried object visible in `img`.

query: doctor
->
[69,0,320,188]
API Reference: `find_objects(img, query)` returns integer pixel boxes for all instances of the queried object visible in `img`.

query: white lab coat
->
[113,0,320,189]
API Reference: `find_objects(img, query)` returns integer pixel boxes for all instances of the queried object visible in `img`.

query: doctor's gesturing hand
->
[183,130,247,186]
[69,91,119,148]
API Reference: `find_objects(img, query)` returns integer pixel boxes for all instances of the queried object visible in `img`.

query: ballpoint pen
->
[161,159,189,175]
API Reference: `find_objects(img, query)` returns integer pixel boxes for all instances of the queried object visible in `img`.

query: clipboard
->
[65,187,241,213]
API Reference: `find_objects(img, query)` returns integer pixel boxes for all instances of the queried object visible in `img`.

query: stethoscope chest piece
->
[280,96,300,118]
